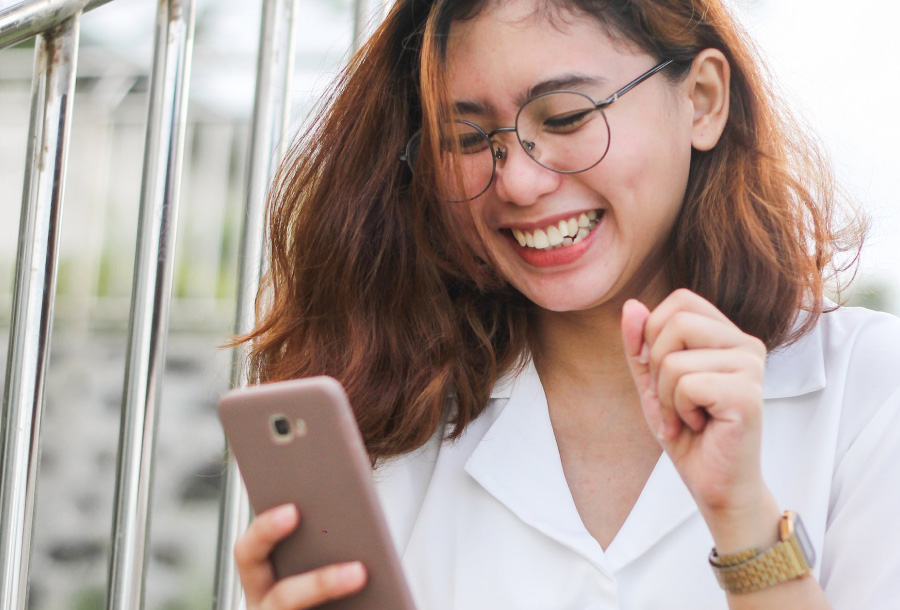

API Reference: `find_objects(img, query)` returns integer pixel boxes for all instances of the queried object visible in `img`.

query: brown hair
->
[239,0,863,459]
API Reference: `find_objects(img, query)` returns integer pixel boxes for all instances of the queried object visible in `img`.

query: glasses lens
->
[439,120,494,202]
[403,121,494,202]
[516,91,610,173]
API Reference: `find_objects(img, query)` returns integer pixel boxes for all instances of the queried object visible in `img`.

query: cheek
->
[608,112,692,220]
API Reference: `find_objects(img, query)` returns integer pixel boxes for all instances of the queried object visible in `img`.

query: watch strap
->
[709,511,813,594]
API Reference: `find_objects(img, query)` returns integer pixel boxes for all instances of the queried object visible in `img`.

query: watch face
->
[793,513,816,568]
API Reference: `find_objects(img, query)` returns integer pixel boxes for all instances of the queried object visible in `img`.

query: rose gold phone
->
[217,376,417,610]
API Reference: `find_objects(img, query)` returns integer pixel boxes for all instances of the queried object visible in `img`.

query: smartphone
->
[217,376,418,610]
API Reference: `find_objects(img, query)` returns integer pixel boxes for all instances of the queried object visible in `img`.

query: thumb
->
[621,299,664,438]
[621,298,651,380]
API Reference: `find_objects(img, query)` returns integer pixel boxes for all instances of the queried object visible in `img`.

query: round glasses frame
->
[398,59,674,202]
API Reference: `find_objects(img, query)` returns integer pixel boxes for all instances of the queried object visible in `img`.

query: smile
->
[508,210,603,251]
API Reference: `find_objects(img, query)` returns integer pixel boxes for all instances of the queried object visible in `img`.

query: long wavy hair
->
[238,0,863,459]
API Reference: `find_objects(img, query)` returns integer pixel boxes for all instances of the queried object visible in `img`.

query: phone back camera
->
[269,414,293,443]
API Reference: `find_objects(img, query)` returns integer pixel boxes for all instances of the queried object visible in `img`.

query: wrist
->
[702,486,781,556]
[709,510,817,596]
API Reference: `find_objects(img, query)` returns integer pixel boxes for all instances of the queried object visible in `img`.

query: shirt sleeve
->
[820,383,900,609]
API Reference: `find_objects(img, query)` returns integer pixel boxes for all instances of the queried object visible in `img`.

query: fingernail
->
[271,504,297,528]
[638,343,649,365]
[339,562,366,586]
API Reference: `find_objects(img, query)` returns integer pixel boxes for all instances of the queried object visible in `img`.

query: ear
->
[687,49,730,151]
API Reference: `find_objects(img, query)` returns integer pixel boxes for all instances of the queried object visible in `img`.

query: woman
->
[233,0,900,608]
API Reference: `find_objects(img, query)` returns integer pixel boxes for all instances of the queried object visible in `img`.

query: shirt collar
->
[467,358,613,572]
[468,359,699,572]
[763,311,827,399]
[468,310,828,572]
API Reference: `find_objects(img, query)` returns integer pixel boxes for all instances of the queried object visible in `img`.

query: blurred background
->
[0,0,897,608]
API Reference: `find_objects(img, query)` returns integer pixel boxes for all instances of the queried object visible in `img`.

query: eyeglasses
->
[399,59,673,202]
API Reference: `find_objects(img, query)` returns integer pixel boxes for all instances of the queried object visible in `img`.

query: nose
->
[490,133,561,206]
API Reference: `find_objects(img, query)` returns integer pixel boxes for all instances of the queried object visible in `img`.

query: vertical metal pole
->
[212,1,298,608]
[351,0,373,53]
[105,1,195,609]
[0,15,80,610]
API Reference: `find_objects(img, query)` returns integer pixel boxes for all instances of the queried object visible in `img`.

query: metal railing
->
[0,0,382,607]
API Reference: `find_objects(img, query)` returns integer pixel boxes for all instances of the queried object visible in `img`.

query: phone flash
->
[295,418,308,437]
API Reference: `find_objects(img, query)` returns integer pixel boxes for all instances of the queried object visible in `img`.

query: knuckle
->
[749,335,767,356]
[669,310,693,331]
[659,350,684,377]
[672,287,695,303]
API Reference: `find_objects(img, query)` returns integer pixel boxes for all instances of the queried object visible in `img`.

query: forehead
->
[444,0,644,105]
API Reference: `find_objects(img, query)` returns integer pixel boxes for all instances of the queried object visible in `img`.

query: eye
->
[542,108,596,133]
[456,132,490,154]
[441,123,490,155]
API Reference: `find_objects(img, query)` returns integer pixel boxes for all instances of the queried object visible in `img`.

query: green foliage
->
[72,588,104,610]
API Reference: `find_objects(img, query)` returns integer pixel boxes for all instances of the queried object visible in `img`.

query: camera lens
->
[271,415,291,438]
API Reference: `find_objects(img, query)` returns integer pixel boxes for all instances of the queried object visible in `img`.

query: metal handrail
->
[1,0,381,608]
[0,0,112,50]
[212,0,300,607]
[105,1,196,608]
[0,13,80,610]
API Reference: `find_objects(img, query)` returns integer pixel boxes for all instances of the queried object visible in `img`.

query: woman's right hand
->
[235,504,368,610]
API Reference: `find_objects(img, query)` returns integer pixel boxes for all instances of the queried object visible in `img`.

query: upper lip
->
[499,208,603,231]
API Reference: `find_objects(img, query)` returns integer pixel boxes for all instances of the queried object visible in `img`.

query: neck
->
[531,272,671,422]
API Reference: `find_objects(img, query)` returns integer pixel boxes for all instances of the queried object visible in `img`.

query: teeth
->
[512,228,526,247]
[547,225,564,246]
[510,210,602,251]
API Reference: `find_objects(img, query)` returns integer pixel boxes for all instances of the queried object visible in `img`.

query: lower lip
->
[505,214,603,268]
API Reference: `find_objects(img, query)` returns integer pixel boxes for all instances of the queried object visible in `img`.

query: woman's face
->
[443,0,696,313]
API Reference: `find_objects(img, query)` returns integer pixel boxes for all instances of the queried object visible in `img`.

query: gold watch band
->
[709,511,814,594]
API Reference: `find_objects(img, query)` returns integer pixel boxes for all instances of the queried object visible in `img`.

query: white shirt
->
[374,306,900,609]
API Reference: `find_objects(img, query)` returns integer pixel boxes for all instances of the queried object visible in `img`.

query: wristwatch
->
[709,510,816,594]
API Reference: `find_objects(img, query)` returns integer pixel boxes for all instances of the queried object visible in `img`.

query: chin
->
[514,284,618,314]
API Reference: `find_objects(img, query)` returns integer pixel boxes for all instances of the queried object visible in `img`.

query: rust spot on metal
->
[169,0,184,22]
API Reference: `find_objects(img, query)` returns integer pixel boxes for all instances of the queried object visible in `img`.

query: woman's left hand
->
[621,289,781,553]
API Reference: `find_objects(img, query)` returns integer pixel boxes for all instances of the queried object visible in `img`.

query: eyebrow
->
[519,73,606,105]
[451,73,608,118]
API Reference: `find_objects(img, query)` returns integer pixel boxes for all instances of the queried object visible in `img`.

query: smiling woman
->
[231,0,899,609]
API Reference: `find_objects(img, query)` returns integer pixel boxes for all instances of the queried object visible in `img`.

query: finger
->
[621,298,652,388]
[261,562,368,610]
[655,348,762,429]
[644,288,731,346]
[670,371,762,438]
[649,312,744,370]
[235,504,300,604]
[622,299,671,441]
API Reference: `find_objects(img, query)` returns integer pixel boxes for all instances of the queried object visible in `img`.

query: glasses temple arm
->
[596,59,675,108]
